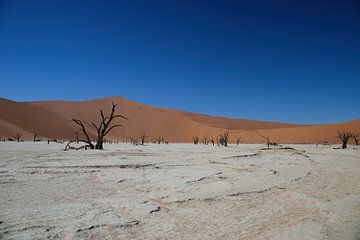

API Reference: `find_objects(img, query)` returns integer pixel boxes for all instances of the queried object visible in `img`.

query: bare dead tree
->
[71,119,95,149]
[352,133,359,146]
[139,132,149,145]
[71,102,127,150]
[202,136,209,145]
[262,135,271,148]
[157,136,163,144]
[210,137,215,146]
[337,130,353,149]
[33,133,39,142]
[219,130,230,147]
[13,132,22,142]
[193,136,199,145]
[236,136,241,146]
[216,136,220,146]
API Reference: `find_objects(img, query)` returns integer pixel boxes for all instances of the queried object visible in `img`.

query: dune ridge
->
[0,97,359,144]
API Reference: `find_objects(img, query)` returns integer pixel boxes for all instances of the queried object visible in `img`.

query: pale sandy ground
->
[0,142,359,240]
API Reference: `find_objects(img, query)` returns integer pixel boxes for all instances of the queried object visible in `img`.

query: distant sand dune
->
[0,97,359,143]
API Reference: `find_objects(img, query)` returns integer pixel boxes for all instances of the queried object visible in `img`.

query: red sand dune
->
[0,97,359,144]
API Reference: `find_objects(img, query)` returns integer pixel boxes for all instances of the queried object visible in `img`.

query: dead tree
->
[71,119,95,149]
[157,136,163,144]
[14,132,22,142]
[193,136,199,145]
[33,133,39,142]
[202,136,209,145]
[139,132,148,145]
[352,133,359,146]
[219,130,230,146]
[236,136,241,146]
[71,102,127,150]
[210,137,215,146]
[262,135,271,148]
[337,130,353,149]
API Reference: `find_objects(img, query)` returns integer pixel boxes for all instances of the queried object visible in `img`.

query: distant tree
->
[219,130,230,147]
[202,136,209,145]
[262,135,271,148]
[337,130,353,149]
[71,102,127,150]
[193,136,199,145]
[352,133,359,146]
[139,132,148,145]
[236,136,241,146]
[33,133,39,142]
[14,132,22,142]
[157,136,163,144]
[209,137,215,146]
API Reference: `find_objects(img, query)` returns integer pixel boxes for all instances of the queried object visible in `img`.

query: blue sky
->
[0,0,359,124]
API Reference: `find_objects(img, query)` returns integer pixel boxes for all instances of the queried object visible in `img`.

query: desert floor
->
[0,142,359,240]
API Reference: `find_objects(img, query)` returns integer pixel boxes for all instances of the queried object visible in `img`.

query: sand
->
[0,142,359,239]
[1,97,359,143]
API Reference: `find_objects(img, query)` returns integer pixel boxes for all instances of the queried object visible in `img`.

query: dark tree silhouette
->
[193,136,199,145]
[219,130,230,147]
[210,137,215,146]
[157,136,163,144]
[337,130,353,149]
[236,136,241,146]
[139,132,148,145]
[14,132,22,142]
[71,102,127,150]
[262,135,271,148]
[33,133,40,142]
[202,136,209,145]
[352,133,359,146]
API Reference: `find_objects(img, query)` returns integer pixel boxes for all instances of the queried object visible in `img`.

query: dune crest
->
[0,97,359,143]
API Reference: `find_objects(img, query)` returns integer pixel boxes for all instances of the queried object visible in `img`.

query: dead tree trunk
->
[193,136,199,145]
[139,132,148,145]
[236,136,241,146]
[219,130,230,147]
[33,133,39,142]
[71,103,127,150]
[72,119,95,149]
[337,130,353,149]
[92,103,127,150]
[14,132,22,142]
[352,133,359,146]
[262,135,271,148]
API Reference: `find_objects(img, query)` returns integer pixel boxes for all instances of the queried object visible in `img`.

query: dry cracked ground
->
[0,142,359,240]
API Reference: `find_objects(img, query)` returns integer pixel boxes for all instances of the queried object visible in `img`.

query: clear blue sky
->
[0,0,359,124]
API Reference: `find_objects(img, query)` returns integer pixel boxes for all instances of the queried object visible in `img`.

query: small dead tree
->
[219,130,230,147]
[262,135,271,148]
[352,133,359,146]
[157,136,163,144]
[236,136,241,146]
[193,136,199,145]
[139,132,148,145]
[202,136,209,145]
[33,133,39,142]
[209,137,215,146]
[14,132,22,142]
[71,102,127,150]
[337,130,353,149]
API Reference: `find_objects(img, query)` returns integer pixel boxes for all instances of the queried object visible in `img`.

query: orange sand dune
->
[0,97,359,144]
